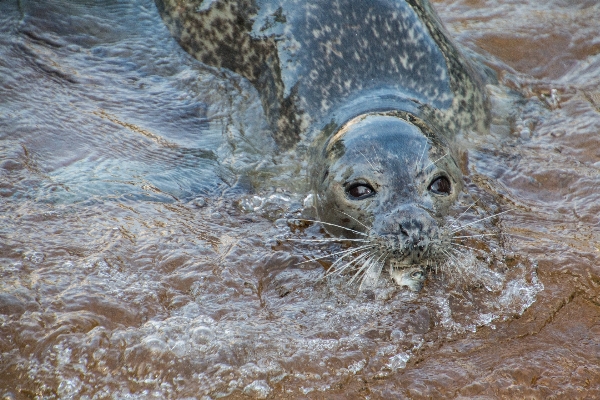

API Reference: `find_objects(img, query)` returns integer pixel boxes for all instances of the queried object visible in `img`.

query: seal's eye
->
[428,176,451,195]
[346,183,375,200]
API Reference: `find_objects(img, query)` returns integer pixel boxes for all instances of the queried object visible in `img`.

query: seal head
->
[311,113,461,288]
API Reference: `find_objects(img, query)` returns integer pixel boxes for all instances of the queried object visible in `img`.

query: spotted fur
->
[155,0,490,150]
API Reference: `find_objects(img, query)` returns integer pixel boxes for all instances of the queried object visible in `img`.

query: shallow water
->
[1,0,599,398]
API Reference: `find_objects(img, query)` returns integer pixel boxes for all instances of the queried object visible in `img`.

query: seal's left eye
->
[428,176,451,195]
[346,183,375,200]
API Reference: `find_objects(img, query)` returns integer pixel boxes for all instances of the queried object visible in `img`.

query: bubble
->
[141,336,170,357]
[26,251,45,264]
[190,326,216,345]
[243,380,273,399]
[347,359,366,374]
[387,352,410,371]
[192,197,207,207]
[57,379,82,399]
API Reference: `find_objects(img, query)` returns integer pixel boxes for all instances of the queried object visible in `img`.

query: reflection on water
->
[1,0,599,398]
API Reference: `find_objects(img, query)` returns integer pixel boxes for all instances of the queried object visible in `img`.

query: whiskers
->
[413,140,450,177]
[289,218,369,237]
[283,218,387,290]
[450,209,512,234]
[436,203,513,288]
[283,204,511,292]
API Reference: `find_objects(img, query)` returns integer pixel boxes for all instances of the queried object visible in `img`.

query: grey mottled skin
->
[155,0,491,289]
[155,0,489,149]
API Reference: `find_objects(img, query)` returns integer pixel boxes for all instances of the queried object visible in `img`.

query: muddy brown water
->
[1,0,599,398]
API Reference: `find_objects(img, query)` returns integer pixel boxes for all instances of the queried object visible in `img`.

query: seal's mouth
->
[373,229,445,264]
[389,265,427,292]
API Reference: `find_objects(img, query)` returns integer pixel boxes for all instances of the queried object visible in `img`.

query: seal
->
[155,0,490,290]
[309,111,463,291]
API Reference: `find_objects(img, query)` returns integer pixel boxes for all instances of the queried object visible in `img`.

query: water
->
[1,0,599,398]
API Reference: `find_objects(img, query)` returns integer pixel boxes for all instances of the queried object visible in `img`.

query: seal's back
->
[156,0,490,149]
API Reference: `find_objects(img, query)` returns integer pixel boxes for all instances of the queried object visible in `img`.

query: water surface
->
[1,0,599,398]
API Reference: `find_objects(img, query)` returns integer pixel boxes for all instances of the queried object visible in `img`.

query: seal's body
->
[156,0,490,290]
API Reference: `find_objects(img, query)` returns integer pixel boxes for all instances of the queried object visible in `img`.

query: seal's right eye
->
[346,183,375,200]
[428,176,451,195]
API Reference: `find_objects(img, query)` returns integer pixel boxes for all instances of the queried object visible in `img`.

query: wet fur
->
[155,0,492,290]
[155,0,490,149]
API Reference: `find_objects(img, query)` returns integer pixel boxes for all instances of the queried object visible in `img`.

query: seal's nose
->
[398,220,429,261]
[375,204,438,261]
[398,219,425,245]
